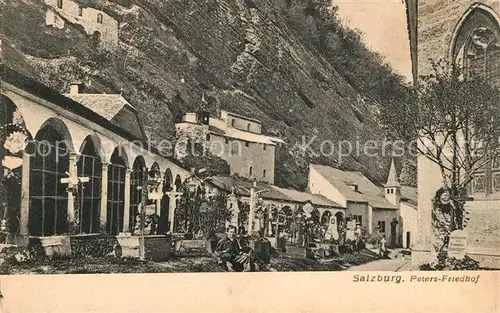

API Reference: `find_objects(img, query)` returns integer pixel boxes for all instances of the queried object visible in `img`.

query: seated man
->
[215,225,256,272]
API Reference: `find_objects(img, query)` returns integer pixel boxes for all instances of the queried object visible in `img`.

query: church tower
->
[384,158,401,206]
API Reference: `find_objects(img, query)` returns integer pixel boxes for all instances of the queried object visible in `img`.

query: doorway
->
[406,232,411,249]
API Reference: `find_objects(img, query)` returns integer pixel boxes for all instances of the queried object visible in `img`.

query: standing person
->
[379,235,387,257]
[215,225,255,272]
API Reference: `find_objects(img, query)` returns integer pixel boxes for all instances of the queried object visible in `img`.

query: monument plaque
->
[447,230,468,259]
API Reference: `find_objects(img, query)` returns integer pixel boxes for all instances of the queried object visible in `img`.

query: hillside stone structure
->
[45,0,119,51]
[410,1,500,268]
[176,107,284,184]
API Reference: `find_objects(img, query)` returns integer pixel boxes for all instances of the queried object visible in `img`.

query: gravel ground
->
[0,249,382,274]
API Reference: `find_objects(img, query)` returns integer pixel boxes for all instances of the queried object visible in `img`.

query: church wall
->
[415,0,500,267]
[418,0,500,76]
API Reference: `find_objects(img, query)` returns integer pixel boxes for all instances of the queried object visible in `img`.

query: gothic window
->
[451,6,500,196]
[29,125,69,236]
[78,6,83,17]
[206,134,210,141]
[247,123,251,131]
[97,13,103,24]
[107,148,126,235]
[249,166,253,176]
[263,170,266,178]
[57,0,63,9]
[76,137,102,234]
[231,119,235,127]
[263,143,267,150]
[130,156,146,231]
[452,8,500,83]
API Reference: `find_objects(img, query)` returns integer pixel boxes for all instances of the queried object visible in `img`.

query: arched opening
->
[231,119,235,127]
[97,13,103,24]
[246,123,251,132]
[92,31,101,48]
[249,166,253,176]
[57,0,63,9]
[321,210,332,226]
[129,156,146,232]
[450,5,500,193]
[292,207,305,246]
[158,168,172,234]
[29,123,71,236]
[310,208,320,224]
[107,148,126,235]
[450,5,500,82]
[76,136,102,234]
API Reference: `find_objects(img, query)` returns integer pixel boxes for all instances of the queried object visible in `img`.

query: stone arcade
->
[0,67,192,257]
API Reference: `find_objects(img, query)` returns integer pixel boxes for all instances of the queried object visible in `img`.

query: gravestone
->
[40,236,71,257]
[447,230,468,260]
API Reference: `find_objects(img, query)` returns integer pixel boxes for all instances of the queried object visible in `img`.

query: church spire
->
[385,158,400,187]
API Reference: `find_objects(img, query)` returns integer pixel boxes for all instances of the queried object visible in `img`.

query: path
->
[347,258,410,271]
[347,249,411,271]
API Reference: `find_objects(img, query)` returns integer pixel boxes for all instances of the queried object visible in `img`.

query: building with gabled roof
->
[308,161,418,248]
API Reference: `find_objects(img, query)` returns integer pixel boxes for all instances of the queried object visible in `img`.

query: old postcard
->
[0,0,498,312]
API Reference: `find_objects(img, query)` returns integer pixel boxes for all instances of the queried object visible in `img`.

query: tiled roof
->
[208,175,343,208]
[64,94,129,120]
[209,118,285,145]
[64,93,146,140]
[270,186,343,208]
[311,164,396,209]
[209,175,293,201]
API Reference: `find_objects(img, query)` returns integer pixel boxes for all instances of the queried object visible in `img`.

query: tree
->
[381,60,500,258]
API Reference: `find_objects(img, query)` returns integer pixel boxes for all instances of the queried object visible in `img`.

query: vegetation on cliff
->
[0,0,414,189]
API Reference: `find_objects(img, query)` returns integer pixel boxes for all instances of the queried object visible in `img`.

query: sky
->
[333,0,412,82]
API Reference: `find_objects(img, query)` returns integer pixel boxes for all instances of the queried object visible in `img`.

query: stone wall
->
[209,133,276,184]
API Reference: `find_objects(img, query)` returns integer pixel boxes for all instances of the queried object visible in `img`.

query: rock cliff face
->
[1,0,400,189]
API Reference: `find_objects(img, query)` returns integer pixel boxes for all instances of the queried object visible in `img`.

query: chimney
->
[69,82,83,94]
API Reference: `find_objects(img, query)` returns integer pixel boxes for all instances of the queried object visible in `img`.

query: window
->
[263,144,267,150]
[352,215,362,226]
[247,123,251,131]
[263,170,266,178]
[57,0,63,9]
[377,221,386,233]
[78,6,83,16]
[76,137,102,234]
[249,167,253,176]
[231,119,236,127]
[225,138,229,144]
[107,149,126,235]
[245,141,249,147]
[97,13,103,24]
[206,134,211,141]
[29,126,69,236]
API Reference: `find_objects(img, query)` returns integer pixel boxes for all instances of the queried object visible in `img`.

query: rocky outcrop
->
[1,0,399,189]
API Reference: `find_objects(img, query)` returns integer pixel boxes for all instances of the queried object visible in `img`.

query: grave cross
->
[60,173,90,193]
